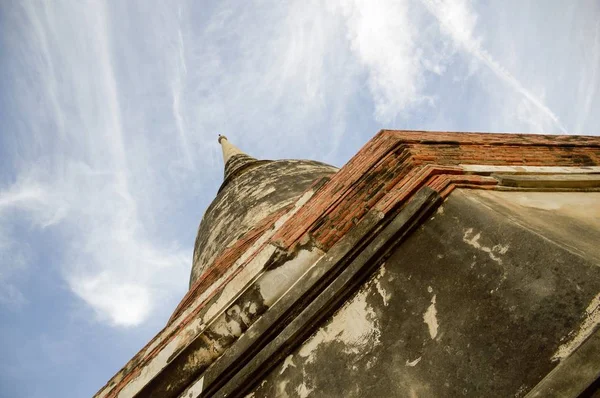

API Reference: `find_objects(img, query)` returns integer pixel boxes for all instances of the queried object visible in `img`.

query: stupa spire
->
[218,135,259,182]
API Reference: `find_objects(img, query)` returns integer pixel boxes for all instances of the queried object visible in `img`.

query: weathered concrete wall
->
[468,190,600,265]
[248,189,600,397]
[191,160,337,287]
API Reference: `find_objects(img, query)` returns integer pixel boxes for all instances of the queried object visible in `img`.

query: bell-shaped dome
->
[189,136,338,287]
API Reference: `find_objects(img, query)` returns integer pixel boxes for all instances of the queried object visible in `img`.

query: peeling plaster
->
[279,355,296,375]
[248,302,258,315]
[463,228,509,265]
[374,264,391,306]
[258,248,323,307]
[178,376,203,398]
[183,343,222,373]
[296,382,313,398]
[423,288,439,340]
[202,244,276,321]
[298,287,381,363]
[211,316,243,338]
[171,241,276,337]
[552,292,600,361]
[277,381,290,398]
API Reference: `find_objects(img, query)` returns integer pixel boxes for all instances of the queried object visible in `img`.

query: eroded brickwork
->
[273,130,600,252]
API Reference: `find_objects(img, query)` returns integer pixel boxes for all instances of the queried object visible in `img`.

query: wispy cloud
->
[0,175,64,307]
[337,0,431,123]
[575,19,600,133]
[170,5,194,170]
[420,0,568,133]
[1,0,598,332]
[2,1,191,327]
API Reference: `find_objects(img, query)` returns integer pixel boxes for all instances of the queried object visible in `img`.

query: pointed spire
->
[218,134,246,163]
[218,135,259,182]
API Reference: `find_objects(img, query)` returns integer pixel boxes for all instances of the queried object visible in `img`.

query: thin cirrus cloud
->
[1,0,598,332]
[0,177,64,306]
[3,1,192,326]
[420,0,568,133]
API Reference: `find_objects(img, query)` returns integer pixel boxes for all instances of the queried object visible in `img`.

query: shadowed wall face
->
[248,189,600,398]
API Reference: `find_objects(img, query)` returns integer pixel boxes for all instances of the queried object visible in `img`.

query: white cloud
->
[2,1,190,327]
[71,275,151,327]
[337,0,428,122]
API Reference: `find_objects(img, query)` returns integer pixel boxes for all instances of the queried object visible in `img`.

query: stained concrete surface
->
[247,189,600,398]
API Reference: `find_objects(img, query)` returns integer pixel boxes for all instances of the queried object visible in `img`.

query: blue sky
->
[0,0,598,397]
